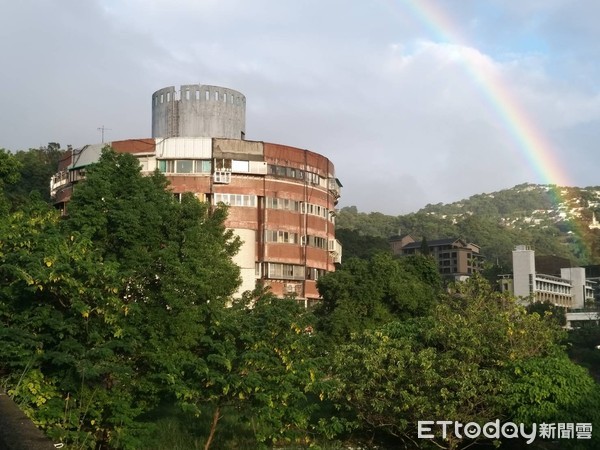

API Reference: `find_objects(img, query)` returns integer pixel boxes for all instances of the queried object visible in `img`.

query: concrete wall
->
[561,267,587,309]
[152,85,246,139]
[513,245,535,298]
[0,392,55,450]
[231,228,257,296]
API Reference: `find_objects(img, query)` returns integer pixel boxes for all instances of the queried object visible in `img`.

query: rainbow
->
[384,0,594,260]
[393,0,570,186]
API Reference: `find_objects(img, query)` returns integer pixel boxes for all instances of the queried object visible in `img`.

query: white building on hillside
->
[502,245,597,327]
[509,245,594,308]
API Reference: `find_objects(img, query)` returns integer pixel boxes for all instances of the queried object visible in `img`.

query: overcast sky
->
[2,0,600,214]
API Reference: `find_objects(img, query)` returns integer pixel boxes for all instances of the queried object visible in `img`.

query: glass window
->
[176,160,194,173]
[194,160,212,173]
[158,160,174,173]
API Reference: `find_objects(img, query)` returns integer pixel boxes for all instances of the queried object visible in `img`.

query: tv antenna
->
[97,125,112,143]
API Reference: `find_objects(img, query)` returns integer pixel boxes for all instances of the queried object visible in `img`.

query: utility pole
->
[97,125,111,143]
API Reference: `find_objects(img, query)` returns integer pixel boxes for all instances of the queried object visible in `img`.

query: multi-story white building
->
[501,245,597,327]
[507,245,594,308]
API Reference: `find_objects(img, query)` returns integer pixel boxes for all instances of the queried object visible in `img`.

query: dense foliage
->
[337,183,600,266]
[1,148,599,449]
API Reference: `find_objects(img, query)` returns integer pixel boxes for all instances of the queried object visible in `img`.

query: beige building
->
[389,235,484,280]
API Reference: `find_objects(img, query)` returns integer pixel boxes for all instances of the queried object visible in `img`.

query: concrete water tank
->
[152,84,246,139]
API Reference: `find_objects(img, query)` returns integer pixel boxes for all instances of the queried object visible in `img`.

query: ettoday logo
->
[418,421,593,444]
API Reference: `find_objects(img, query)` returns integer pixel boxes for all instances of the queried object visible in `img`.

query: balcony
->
[328,239,342,264]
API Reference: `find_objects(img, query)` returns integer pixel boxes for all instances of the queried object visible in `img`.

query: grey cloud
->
[1,0,600,214]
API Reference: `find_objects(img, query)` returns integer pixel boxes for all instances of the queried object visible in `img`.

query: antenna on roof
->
[97,125,112,143]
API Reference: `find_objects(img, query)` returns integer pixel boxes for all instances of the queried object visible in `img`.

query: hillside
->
[336,183,600,267]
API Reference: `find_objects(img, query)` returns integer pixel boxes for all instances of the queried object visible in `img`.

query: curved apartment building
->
[51,84,342,304]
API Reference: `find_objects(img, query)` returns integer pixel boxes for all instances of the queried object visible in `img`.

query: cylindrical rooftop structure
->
[152,84,246,139]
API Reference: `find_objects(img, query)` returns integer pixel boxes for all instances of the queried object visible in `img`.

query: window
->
[205,90,210,100]
[265,230,298,244]
[214,91,219,101]
[195,160,212,173]
[265,197,302,212]
[213,171,231,184]
[185,90,190,100]
[215,158,232,170]
[266,263,305,280]
[213,193,257,207]
[158,160,174,173]
[176,160,194,173]
[306,172,321,185]
[306,267,326,280]
[308,236,327,249]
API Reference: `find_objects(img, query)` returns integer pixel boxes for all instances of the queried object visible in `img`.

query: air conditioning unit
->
[285,283,298,294]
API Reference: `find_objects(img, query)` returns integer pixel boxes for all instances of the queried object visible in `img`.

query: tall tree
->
[315,252,438,343]
[3,144,66,207]
[1,147,243,448]
[324,276,599,449]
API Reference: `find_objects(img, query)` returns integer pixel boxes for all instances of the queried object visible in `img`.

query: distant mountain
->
[336,183,600,267]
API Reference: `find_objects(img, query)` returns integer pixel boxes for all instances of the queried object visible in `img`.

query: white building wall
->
[155,137,212,159]
[561,267,587,309]
[512,245,536,299]
[231,228,257,297]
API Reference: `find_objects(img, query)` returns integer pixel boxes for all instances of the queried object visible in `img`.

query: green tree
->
[0,149,22,214]
[324,276,594,449]
[169,289,331,449]
[5,144,66,206]
[1,147,244,448]
[0,199,135,447]
[526,300,567,327]
[335,228,391,260]
[315,252,437,343]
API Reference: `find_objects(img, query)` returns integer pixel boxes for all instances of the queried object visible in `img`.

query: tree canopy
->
[1,148,599,449]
